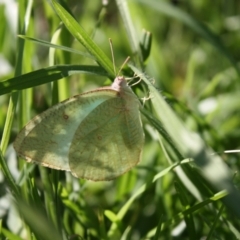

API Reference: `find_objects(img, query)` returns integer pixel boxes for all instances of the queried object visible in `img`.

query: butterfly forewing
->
[14,90,118,170]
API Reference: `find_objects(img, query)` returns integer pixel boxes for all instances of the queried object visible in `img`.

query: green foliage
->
[0,0,240,239]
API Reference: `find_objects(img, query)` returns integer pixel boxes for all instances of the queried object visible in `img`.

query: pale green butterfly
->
[14,63,144,181]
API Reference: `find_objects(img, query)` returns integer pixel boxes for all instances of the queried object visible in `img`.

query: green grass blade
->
[51,0,115,77]
[206,204,225,240]
[18,35,95,59]
[0,149,19,196]
[0,65,108,95]
[115,0,139,55]
[175,182,196,239]
[0,0,33,197]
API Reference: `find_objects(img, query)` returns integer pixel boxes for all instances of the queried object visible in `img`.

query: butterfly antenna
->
[109,38,130,77]
[117,56,130,77]
[109,38,117,76]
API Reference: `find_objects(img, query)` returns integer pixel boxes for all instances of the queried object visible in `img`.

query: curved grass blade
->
[0,65,108,95]
[18,35,95,59]
[51,0,115,77]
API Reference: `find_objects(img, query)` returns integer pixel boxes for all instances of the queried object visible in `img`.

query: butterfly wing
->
[69,94,144,181]
[14,90,118,171]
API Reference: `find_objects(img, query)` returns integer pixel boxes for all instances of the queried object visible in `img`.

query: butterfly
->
[14,75,144,181]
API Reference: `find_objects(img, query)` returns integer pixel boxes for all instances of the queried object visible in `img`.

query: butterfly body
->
[14,76,144,181]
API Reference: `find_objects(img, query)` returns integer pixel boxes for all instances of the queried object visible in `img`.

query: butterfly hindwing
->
[69,96,144,180]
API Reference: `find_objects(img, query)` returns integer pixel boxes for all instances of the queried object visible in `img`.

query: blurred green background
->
[0,0,240,239]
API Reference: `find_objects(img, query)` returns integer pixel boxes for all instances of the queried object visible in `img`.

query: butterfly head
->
[111,76,129,92]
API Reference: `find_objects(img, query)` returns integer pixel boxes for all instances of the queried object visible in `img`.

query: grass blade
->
[0,65,108,95]
[51,0,115,77]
